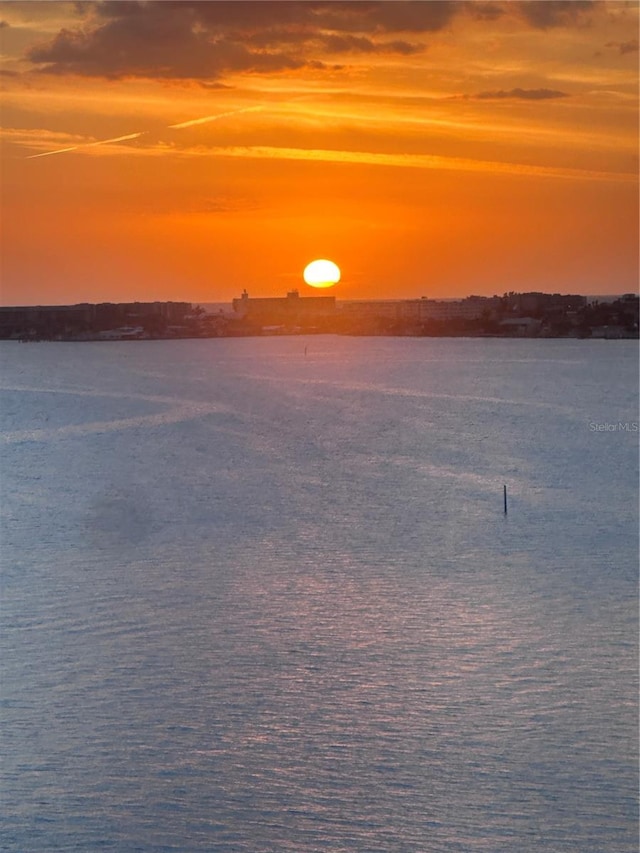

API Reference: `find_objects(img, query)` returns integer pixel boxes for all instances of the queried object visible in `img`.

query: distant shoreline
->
[2,293,637,341]
[8,331,639,343]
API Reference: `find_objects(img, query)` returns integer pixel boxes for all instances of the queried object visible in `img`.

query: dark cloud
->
[199,80,233,90]
[244,28,422,55]
[319,34,423,55]
[465,2,506,21]
[605,38,639,55]
[354,2,462,33]
[468,88,570,100]
[28,9,308,79]
[384,40,425,56]
[24,0,603,82]
[180,2,462,35]
[26,1,439,80]
[0,20,10,28]
[517,1,596,29]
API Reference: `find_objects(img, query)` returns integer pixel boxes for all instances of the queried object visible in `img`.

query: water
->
[1,336,637,852]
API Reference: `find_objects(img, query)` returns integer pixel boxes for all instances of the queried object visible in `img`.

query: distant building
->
[0,304,94,338]
[338,300,407,321]
[337,296,498,324]
[419,296,498,322]
[93,301,191,328]
[504,292,586,315]
[232,290,336,325]
[0,301,192,339]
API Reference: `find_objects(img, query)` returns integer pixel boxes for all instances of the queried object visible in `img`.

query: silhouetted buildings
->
[503,292,587,315]
[0,292,637,340]
[0,304,95,339]
[0,302,191,340]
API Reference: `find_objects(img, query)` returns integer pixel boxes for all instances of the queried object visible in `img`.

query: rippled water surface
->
[1,336,638,852]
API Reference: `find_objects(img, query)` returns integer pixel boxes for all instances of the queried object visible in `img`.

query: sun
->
[303,259,341,289]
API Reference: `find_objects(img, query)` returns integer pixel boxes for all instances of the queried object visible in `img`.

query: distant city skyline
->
[1,1,638,306]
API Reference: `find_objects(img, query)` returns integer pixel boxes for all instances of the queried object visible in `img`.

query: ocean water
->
[1,336,637,852]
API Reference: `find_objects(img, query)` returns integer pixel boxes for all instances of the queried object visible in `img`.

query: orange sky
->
[1,0,638,305]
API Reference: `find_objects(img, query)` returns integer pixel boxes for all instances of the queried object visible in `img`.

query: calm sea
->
[1,336,638,852]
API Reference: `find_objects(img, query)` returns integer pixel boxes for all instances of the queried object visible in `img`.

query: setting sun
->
[303,259,341,289]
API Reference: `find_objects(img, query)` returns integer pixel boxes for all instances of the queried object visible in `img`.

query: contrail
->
[26,145,80,159]
[86,132,145,147]
[168,105,262,129]
[26,105,263,159]
[26,131,146,159]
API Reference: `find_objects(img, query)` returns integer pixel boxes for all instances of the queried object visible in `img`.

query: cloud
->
[0,20,10,28]
[318,34,424,55]
[1,126,89,155]
[243,27,422,55]
[22,0,606,82]
[168,106,262,130]
[466,88,570,100]
[27,10,309,80]
[202,143,637,184]
[605,39,639,56]
[174,2,463,36]
[465,2,506,22]
[25,2,435,81]
[517,1,597,29]
[345,1,462,33]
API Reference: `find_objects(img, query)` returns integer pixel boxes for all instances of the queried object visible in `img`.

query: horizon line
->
[1,291,638,310]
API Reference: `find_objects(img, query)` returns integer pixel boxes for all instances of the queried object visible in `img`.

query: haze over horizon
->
[1,1,638,306]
